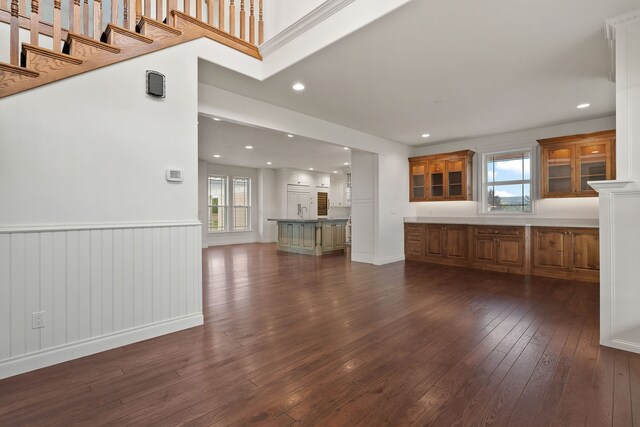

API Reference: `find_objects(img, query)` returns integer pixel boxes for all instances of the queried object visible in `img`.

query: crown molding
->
[604,9,640,82]
[259,0,357,57]
[588,179,636,192]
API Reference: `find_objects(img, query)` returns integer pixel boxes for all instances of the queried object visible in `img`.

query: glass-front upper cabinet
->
[538,130,615,198]
[408,150,474,202]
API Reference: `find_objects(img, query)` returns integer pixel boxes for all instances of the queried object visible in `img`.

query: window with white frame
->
[208,175,252,232]
[232,177,251,231]
[483,150,532,213]
[208,176,227,232]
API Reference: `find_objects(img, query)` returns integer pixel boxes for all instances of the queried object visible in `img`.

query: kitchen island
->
[268,218,348,256]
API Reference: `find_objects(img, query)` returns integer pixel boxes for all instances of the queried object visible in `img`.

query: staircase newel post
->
[9,0,19,65]
[53,0,61,51]
[30,0,40,46]
[93,0,102,40]
[249,0,254,44]
[258,0,263,44]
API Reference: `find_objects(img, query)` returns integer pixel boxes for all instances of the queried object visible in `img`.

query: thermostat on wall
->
[166,169,183,182]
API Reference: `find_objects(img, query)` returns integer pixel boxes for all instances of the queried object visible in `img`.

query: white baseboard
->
[0,313,204,380]
[373,254,405,266]
[351,252,374,264]
[603,338,640,355]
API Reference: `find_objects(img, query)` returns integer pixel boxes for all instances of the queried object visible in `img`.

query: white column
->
[591,9,640,353]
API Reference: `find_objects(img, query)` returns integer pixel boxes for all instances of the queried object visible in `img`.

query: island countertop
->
[267,218,349,223]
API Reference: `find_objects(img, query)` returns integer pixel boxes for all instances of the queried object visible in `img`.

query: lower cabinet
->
[532,227,599,282]
[469,226,528,275]
[404,223,599,282]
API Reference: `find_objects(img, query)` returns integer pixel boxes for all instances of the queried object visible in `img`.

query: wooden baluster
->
[70,0,80,33]
[83,0,89,35]
[30,0,40,45]
[0,0,7,12]
[93,0,102,40]
[53,0,61,51]
[143,0,149,17]
[135,0,141,22]
[228,0,234,35]
[206,0,212,25]
[249,0,254,44]
[239,0,244,39]
[111,0,118,24]
[128,0,136,29]
[122,0,128,27]
[166,0,175,25]
[258,0,262,44]
[218,0,223,30]
[195,0,201,20]
[183,0,189,16]
[155,0,161,21]
[18,0,24,16]
[9,0,18,65]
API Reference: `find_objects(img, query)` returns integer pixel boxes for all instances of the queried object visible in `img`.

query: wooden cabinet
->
[469,226,528,274]
[404,223,468,266]
[408,150,474,202]
[538,130,615,198]
[532,227,599,282]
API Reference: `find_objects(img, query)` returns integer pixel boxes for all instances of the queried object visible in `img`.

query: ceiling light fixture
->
[343,147,349,150]
[344,162,350,166]
[422,133,431,138]
[212,117,221,121]
[245,145,253,149]
[267,161,272,165]
[287,134,294,138]
[213,154,221,158]
[309,167,314,171]
[333,171,338,174]
[577,103,590,109]
[292,83,305,91]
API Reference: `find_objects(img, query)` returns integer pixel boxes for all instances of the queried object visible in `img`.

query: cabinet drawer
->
[405,224,424,233]
[474,226,523,237]
[406,233,423,242]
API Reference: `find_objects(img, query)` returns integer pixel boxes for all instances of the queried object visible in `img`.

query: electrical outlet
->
[32,311,44,329]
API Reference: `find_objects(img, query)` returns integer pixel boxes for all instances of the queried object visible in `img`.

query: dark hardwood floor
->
[1,243,639,426]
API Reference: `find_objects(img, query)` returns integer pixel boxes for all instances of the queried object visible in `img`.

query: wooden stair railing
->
[0,0,265,98]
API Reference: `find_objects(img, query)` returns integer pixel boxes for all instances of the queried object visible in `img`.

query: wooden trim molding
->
[67,32,121,54]
[0,62,39,77]
[258,0,356,56]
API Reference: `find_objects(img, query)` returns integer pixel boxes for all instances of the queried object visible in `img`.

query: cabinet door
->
[496,237,524,267]
[428,161,446,201]
[425,226,445,258]
[405,224,424,258]
[445,158,465,200]
[444,225,467,260]
[472,235,497,264]
[571,229,599,273]
[543,145,575,197]
[410,163,427,201]
[532,228,570,271]
[576,141,613,196]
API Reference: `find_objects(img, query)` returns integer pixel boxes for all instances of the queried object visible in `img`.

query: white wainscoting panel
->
[0,222,203,379]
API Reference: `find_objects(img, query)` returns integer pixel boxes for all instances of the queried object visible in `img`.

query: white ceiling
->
[198,117,352,173]
[199,0,639,146]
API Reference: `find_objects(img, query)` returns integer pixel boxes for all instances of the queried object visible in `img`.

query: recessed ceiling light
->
[213,154,221,158]
[292,83,305,91]
[267,161,272,165]
[422,133,431,138]
[212,117,221,121]
[245,145,253,149]
[308,167,314,171]
[343,147,349,150]
[333,171,338,174]
[344,162,350,166]
[577,103,590,109]
[287,134,294,138]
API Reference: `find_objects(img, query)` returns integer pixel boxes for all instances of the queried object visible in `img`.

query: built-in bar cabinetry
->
[531,227,599,281]
[538,130,615,198]
[409,150,474,202]
[405,221,599,282]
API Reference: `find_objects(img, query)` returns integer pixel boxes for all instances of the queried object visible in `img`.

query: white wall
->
[263,0,326,42]
[257,168,277,243]
[350,151,376,264]
[410,116,616,220]
[0,43,207,379]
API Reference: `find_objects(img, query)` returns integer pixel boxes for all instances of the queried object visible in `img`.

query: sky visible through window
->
[486,152,531,212]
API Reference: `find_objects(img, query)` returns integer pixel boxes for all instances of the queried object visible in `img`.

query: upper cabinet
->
[538,130,616,198]
[409,150,474,202]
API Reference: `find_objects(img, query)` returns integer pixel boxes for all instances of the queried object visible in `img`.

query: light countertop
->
[268,218,349,223]
[404,217,599,228]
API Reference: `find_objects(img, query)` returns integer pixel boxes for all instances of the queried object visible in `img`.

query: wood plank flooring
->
[0,242,639,426]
